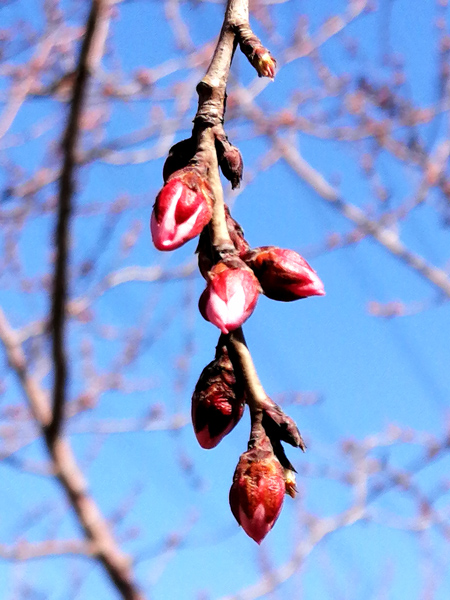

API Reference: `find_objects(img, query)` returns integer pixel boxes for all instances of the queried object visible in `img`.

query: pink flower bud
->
[229,437,285,544]
[150,168,213,251]
[199,259,260,334]
[191,344,245,449]
[244,246,325,301]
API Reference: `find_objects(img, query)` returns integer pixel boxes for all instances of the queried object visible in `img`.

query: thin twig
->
[226,328,267,409]
[0,540,93,562]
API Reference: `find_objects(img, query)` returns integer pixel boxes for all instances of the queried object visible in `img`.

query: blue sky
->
[0,0,450,599]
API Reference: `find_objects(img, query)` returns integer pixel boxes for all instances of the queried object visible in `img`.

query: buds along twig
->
[150,0,324,543]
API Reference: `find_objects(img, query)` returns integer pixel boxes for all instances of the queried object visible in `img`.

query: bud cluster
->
[149,19,325,543]
[195,213,325,334]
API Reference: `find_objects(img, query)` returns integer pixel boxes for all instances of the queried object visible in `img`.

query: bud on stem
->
[243,246,325,301]
[151,167,213,251]
[191,342,245,449]
[196,206,250,279]
[234,23,276,80]
[214,127,244,189]
[229,430,285,544]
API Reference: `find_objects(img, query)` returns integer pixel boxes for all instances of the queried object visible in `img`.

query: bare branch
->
[49,0,113,442]
[0,540,92,562]
[276,139,450,299]
[0,307,146,600]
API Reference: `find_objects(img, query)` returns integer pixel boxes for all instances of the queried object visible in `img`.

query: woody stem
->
[194,0,249,253]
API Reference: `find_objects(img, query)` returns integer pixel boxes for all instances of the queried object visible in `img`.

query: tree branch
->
[0,306,146,599]
[49,0,111,442]
[276,139,450,299]
[0,540,92,562]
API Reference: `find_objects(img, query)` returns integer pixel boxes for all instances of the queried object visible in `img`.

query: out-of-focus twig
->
[0,540,92,562]
[0,307,146,600]
[49,0,113,442]
[276,139,450,299]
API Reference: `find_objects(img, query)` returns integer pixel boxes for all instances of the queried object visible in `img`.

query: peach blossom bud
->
[199,258,260,333]
[229,436,285,543]
[151,168,213,251]
[244,246,325,301]
[191,344,245,449]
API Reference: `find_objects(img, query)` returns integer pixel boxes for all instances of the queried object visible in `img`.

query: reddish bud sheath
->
[151,168,213,251]
[229,441,285,544]
[191,345,245,449]
[162,137,196,182]
[199,260,260,334]
[196,207,250,280]
[244,246,325,301]
[225,206,250,258]
[253,49,276,79]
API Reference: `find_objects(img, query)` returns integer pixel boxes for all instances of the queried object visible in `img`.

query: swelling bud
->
[244,246,325,301]
[229,434,285,544]
[151,168,213,251]
[199,258,260,334]
[191,344,245,449]
[252,49,276,79]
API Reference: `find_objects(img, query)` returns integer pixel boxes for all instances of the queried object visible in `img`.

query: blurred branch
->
[15,260,198,343]
[276,138,450,299]
[219,427,450,600]
[0,540,92,562]
[49,0,113,442]
[0,307,146,599]
[218,505,366,600]
[0,33,57,140]
[68,413,189,435]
